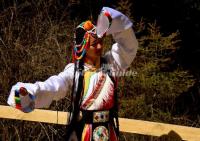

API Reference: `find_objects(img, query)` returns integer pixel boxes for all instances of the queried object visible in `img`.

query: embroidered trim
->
[81,72,106,109]
[15,90,22,109]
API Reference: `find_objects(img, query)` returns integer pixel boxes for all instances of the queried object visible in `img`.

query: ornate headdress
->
[73,21,97,61]
[73,9,112,61]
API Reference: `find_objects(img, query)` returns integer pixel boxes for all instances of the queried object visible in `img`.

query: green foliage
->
[139,21,180,59]
[116,0,134,20]
[118,19,195,125]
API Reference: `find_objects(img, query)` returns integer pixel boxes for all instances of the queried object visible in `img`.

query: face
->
[85,34,103,60]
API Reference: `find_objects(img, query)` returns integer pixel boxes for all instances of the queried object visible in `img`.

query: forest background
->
[0,0,200,140]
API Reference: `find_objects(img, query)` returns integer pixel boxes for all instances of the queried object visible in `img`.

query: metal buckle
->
[93,111,109,123]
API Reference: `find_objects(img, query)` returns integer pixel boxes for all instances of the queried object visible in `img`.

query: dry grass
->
[0,1,74,140]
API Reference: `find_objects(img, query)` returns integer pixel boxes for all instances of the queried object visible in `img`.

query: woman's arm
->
[7,63,74,112]
[102,7,138,71]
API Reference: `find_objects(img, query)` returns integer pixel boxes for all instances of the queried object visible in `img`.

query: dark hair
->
[75,27,86,45]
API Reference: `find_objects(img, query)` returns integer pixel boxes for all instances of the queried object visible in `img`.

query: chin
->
[95,53,102,57]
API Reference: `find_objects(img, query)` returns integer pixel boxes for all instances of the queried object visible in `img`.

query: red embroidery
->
[81,72,106,109]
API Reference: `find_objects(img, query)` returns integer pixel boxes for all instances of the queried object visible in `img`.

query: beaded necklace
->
[74,31,90,60]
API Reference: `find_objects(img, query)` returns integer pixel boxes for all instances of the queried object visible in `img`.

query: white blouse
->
[7,7,138,112]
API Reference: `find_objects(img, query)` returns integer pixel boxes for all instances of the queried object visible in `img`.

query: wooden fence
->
[0,105,200,141]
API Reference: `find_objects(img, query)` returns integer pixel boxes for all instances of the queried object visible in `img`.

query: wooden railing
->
[0,105,200,141]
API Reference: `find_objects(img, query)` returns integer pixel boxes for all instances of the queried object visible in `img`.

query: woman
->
[7,7,138,141]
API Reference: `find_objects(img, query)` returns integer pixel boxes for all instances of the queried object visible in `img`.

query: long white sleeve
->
[33,63,74,108]
[102,7,138,71]
[101,7,133,35]
[7,63,74,111]
[109,28,138,70]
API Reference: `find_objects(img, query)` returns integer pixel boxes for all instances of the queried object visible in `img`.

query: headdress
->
[73,20,97,61]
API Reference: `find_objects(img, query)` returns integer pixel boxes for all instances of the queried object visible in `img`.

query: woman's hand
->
[8,84,35,113]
